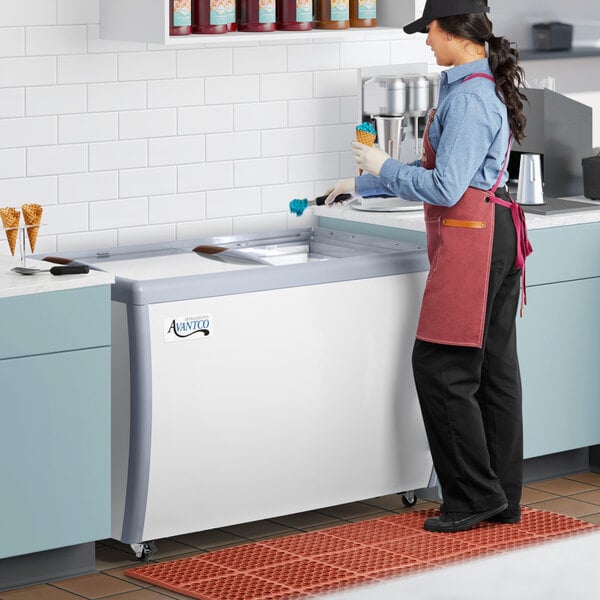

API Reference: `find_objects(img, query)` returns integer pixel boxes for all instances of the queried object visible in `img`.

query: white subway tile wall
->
[0,1,434,256]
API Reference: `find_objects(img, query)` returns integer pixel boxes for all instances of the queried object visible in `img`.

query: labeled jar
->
[350,0,376,28]
[277,0,313,31]
[192,0,228,34]
[227,0,237,31]
[237,0,276,32]
[314,0,349,30]
[170,0,192,35]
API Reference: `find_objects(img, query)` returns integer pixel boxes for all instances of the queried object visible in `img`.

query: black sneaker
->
[486,506,521,524]
[424,503,509,533]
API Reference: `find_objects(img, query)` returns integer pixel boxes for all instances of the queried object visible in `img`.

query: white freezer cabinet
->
[68,227,433,553]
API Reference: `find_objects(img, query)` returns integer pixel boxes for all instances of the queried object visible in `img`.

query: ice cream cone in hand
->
[22,203,43,253]
[355,122,377,174]
[0,207,21,256]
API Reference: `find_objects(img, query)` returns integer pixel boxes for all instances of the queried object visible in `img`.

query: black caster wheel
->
[401,491,417,507]
[131,541,157,561]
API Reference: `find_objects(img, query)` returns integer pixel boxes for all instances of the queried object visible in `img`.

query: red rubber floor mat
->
[125,507,596,599]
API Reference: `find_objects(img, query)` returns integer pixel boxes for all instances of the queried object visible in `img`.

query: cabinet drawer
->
[0,286,110,360]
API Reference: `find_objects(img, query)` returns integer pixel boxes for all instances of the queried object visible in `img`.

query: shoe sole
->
[486,515,521,524]
[424,502,509,533]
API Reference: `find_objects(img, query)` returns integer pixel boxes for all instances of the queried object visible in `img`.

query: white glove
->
[324,179,355,205]
[352,142,390,176]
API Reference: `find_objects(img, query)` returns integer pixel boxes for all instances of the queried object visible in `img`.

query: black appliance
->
[532,22,573,51]
[508,89,593,199]
[582,155,600,200]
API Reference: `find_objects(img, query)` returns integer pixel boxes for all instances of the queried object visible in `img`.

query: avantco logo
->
[164,314,211,342]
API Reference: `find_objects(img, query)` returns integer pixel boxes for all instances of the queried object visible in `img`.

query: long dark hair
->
[437,11,528,143]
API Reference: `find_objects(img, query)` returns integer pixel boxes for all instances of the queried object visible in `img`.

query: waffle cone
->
[356,130,376,147]
[0,207,21,256]
[22,203,43,253]
[355,130,376,174]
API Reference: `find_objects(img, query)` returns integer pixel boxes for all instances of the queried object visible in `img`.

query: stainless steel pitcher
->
[517,153,545,205]
[374,116,406,160]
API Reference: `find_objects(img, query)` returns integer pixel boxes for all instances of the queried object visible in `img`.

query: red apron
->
[416,73,532,348]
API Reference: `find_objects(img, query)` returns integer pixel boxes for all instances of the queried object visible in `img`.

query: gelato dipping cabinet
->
[67,227,433,555]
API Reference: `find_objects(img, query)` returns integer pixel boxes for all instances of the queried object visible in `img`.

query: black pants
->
[412,195,523,515]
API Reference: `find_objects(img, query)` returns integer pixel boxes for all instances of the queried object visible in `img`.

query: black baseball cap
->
[404,0,490,34]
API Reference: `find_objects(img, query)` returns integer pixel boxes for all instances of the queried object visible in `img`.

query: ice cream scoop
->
[12,265,90,276]
[289,193,352,217]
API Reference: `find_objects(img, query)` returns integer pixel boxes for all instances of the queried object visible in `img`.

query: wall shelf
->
[520,46,600,61]
[100,0,423,46]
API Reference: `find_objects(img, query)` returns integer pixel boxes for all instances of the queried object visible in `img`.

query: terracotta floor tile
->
[347,511,389,523]
[221,519,297,540]
[147,587,202,599]
[0,586,83,600]
[528,497,600,518]
[94,543,140,571]
[571,489,600,505]
[564,471,600,486]
[52,573,140,598]
[362,494,415,511]
[520,486,560,504]
[579,512,600,525]
[102,566,156,587]
[104,591,173,599]
[319,501,387,521]
[146,538,199,561]
[527,477,597,496]
[396,500,440,513]
[171,529,246,550]
[271,510,342,530]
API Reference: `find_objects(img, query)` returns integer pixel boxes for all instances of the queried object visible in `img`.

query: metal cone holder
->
[2,223,43,267]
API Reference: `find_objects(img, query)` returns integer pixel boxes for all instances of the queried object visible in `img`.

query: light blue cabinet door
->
[0,347,110,559]
[518,277,600,459]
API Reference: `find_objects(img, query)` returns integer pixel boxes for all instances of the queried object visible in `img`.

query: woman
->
[326,0,531,533]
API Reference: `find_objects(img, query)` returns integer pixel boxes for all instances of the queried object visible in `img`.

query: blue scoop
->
[289,194,352,217]
[289,198,310,217]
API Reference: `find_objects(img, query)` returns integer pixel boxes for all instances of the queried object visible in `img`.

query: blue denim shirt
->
[355,59,511,207]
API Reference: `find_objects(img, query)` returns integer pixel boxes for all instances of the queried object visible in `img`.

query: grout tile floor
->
[2,471,600,599]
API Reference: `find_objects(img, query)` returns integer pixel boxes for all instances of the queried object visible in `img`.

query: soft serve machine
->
[361,65,440,163]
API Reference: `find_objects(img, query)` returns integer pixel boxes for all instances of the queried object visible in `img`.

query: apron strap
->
[461,73,512,193]
[462,72,533,315]
[489,193,533,316]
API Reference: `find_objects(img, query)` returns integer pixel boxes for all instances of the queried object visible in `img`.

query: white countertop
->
[315,196,600,232]
[0,256,114,300]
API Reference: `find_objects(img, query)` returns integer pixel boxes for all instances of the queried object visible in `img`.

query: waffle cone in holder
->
[0,207,21,256]
[22,203,43,253]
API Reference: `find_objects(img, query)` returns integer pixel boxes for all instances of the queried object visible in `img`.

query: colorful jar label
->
[173,0,191,26]
[225,0,235,24]
[331,0,349,21]
[260,0,276,24]
[210,0,228,25]
[296,0,312,23]
[358,0,376,19]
